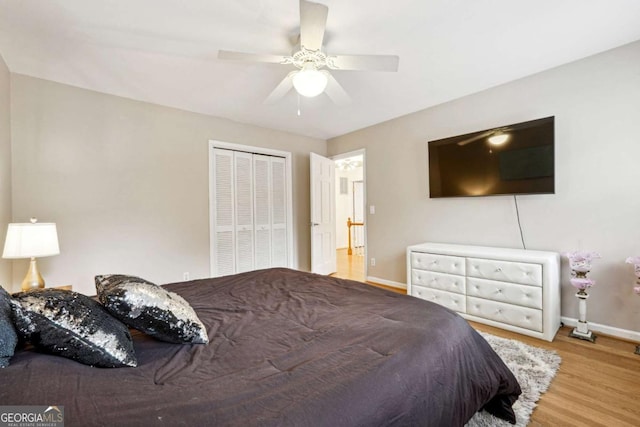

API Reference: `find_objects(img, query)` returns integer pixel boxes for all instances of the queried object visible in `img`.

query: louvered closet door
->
[270,157,288,267]
[213,149,235,276]
[234,151,254,273]
[253,155,271,269]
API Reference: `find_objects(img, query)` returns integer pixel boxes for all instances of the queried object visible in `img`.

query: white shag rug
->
[466,332,562,427]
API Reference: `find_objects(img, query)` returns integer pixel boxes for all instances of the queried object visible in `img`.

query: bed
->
[1,268,521,426]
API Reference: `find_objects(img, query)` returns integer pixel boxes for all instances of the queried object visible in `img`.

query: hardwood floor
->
[472,323,640,426]
[333,249,640,426]
[332,248,365,282]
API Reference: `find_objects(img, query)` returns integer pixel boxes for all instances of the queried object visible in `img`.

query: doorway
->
[332,150,366,282]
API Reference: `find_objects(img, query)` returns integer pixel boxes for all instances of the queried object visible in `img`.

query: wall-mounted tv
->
[428,116,555,198]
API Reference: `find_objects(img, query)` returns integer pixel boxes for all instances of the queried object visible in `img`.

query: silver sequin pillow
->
[10,289,137,368]
[95,275,208,344]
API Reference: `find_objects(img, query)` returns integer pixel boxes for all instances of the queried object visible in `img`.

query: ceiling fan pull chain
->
[297,93,301,117]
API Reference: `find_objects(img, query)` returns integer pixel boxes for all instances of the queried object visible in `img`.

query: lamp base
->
[569,326,596,343]
[21,257,45,291]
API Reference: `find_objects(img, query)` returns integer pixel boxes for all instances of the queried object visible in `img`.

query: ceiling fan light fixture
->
[488,132,510,146]
[292,64,328,98]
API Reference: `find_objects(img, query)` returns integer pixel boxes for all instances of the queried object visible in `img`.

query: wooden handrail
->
[347,217,364,255]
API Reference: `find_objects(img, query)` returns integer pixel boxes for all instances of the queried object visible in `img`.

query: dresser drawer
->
[411,252,465,275]
[466,296,542,332]
[466,258,542,287]
[412,270,465,295]
[467,277,542,309]
[412,285,466,313]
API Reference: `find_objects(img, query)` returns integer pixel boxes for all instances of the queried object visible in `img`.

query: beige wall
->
[0,55,11,287]
[10,75,326,294]
[328,41,640,332]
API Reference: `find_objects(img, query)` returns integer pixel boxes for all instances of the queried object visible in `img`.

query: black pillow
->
[95,275,208,344]
[10,289,137,368]
[0,286,18,368]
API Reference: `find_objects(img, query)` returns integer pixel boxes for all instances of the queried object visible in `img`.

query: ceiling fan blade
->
[456,126,515,146]
[299,0,328,51]
[324,73,351,106]
[264,73,295,104]
[456,130,495,146]
[327,54,399,72]
[218,50,287,64]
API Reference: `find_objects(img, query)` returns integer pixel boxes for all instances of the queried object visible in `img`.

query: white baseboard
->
[366,276,407,290]
[560,316,640,343]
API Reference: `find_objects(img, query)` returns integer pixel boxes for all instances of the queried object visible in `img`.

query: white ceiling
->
[1,1,639,140]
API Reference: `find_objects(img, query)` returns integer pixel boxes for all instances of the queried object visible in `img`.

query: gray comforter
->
[1,268,521,426]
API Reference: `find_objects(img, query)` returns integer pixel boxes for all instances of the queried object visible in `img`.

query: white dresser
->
[407,242,561,341]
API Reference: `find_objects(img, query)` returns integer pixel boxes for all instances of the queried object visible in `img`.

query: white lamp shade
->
[2,222,60,259]
[292,65,328,98]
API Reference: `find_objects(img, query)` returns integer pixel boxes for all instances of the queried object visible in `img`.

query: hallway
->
[332,248,364,282]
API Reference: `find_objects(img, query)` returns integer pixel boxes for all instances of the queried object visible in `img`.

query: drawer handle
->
[495,268,502,273]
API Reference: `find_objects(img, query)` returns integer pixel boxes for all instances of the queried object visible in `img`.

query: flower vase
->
[635,275,640,355]
[568,272,597,342]
[564,250,600,344]
[626,258,640,355]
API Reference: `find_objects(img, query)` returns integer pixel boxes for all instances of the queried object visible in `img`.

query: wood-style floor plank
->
[331,249,640,426]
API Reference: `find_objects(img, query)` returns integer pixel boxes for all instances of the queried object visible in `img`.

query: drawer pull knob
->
[495,268,502,273]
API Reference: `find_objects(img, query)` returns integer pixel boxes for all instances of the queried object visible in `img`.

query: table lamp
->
[2,218,60,291]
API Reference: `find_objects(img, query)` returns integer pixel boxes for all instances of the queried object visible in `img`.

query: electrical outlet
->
[183,272,190,281]
[370,258,376,267]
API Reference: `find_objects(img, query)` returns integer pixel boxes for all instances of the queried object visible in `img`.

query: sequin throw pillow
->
[0,286,18,368]
[10,289,137,368]
[95,275,208,344]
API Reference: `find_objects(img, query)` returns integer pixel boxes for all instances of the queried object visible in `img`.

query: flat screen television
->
[428,116,554,198]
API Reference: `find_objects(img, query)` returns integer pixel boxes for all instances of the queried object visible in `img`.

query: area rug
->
[466,332,562,427]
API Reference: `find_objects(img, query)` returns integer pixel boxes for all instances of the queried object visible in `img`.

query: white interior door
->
[253,155,272,270]
[353,180,365,251]
[210,141,294,277]
[310,153,336,275]
[270,157,288,267]
[234,151,254,273]
[212,149,235,276]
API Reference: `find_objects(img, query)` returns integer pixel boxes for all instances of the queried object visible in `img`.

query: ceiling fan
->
[217,0,399,105]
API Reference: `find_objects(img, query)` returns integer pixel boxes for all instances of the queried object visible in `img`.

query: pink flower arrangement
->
[570,277,595,290]
[625,257,640,294]
[564,251,601,273]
